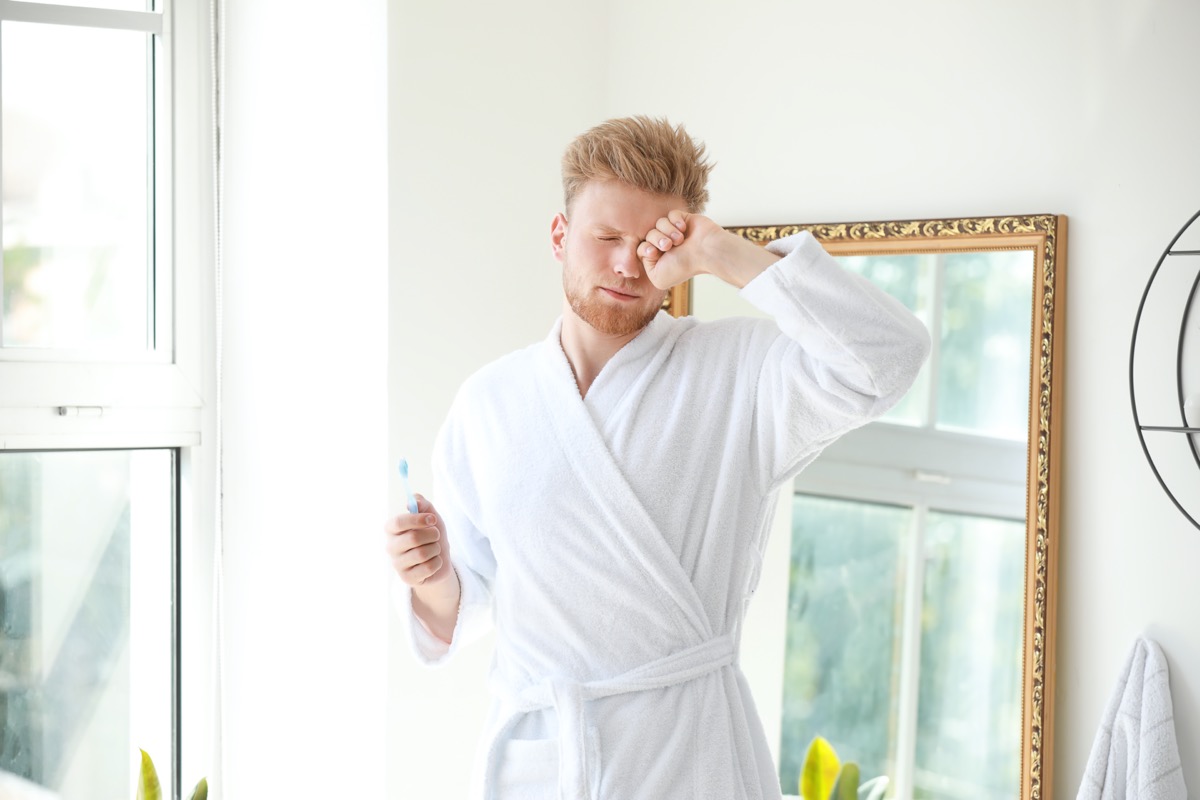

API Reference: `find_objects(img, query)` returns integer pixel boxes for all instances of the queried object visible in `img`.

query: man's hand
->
[639,210,781,290]
[385,495,460,643]
[386,494,454,587]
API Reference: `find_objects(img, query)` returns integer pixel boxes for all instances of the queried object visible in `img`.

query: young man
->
[387,116,930,799]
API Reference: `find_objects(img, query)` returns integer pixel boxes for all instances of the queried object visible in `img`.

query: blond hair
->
[561,116,713,213]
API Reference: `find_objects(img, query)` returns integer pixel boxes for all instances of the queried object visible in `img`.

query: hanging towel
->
[1077,636,1187,800]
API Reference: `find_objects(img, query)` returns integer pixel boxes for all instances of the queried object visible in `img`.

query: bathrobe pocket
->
[496,738,558,799]
[494,727,603,799]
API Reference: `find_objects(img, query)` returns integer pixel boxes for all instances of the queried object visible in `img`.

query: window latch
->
[56,406,106,418]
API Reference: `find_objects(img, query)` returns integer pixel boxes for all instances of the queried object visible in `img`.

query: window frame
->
[0,2,214,798]
[0,0,202,450]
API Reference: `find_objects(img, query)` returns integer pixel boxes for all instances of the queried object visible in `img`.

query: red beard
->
[562,257,664,336]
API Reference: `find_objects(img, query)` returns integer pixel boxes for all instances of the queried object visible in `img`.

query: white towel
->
[1077,636,1187,800]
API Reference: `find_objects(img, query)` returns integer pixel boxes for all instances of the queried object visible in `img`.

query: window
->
[778,250,1033,799]
[0,450,175,796]
[0,2,208,798]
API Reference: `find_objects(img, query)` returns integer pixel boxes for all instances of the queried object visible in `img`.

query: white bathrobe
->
[398,231,931,799]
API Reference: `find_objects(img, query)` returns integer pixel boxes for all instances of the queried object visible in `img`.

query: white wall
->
[386,2,607,796]
[388,1,1200,797]
[220,1,389,797]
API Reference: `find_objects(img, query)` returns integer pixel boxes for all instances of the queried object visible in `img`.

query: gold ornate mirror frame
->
[670,215,1066,800]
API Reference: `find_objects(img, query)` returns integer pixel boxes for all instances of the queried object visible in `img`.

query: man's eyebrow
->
[592,224,631,236]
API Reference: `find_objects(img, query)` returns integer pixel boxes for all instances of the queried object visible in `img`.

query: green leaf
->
[831,762,860,800]
[137,750,162,800]
[800,736,840,800]
[188,777,209,800]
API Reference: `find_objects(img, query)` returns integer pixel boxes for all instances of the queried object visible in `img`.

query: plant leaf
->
[188,777,209,800]
[137,750,162,800]
[800,736,840,800]
[832,761,860,800]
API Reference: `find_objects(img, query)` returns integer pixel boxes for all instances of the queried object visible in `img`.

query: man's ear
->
[550,213,568,262]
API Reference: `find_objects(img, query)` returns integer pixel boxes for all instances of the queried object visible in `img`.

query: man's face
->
[552,181,683,337]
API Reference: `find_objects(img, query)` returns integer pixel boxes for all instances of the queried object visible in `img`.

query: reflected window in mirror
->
[781,497,1025,799]
[845,250,1033,438]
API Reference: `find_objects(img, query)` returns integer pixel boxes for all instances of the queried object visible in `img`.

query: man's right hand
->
[385,494,454,588]
[385,495,461,644]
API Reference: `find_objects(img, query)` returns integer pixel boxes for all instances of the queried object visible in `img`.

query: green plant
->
[137,750,207,800]
[799,736,888,800]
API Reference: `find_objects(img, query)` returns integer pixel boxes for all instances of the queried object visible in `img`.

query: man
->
[386,116,930,799]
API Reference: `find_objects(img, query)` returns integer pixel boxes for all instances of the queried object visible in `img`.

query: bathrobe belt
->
[485,632,737,800]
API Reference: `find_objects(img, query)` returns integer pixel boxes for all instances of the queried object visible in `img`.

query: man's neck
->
[559,306,645,398]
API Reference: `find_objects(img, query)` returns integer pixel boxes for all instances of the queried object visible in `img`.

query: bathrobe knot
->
[486,633,738,800]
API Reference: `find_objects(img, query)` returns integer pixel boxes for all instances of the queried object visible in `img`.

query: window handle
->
[56,406,106,418]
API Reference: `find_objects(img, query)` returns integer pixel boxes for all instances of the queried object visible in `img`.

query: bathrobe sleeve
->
[738,230,932,491]
[392,386,498,666]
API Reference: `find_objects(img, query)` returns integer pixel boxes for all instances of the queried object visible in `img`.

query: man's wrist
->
[708,230,781,289]
[413,565,460,601]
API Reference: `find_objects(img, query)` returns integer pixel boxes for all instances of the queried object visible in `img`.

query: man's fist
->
[638,211,726,290]
[640,210,780,290]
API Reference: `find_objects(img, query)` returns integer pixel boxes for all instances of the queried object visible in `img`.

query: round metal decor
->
[1129,209,1200,530]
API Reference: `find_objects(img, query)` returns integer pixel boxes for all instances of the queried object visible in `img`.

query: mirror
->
[673,215,1066,800]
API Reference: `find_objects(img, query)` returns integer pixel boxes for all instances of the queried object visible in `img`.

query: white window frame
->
[0,0,206,450]
[0,1,214,796]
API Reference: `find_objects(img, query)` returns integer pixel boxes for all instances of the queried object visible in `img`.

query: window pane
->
[2,22,151,352]
[779,494,910,794]
[837,254,936,426]
[935,251,1033,439]
[913,511,1024,800]
[0,450,173,800]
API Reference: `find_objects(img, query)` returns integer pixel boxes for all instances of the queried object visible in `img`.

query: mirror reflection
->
[687,217,1065,800]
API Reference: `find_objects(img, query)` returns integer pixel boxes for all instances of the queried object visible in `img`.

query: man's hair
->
[561,116,713,213]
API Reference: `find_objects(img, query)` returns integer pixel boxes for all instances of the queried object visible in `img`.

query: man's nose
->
[614,243,641,279]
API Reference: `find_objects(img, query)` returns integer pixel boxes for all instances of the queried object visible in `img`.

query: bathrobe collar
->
[534,311,714,645]
[545,310,674,406]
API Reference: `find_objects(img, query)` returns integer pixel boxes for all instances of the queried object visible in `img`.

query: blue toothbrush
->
[398,458,419,514]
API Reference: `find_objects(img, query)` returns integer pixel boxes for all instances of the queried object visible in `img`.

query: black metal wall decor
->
[1129,209,1200,531]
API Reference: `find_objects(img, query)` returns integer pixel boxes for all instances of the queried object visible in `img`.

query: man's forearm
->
[708,230,782,289]
[411,571,462,645]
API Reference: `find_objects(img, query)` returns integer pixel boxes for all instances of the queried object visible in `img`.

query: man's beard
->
[562,260,664,336]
